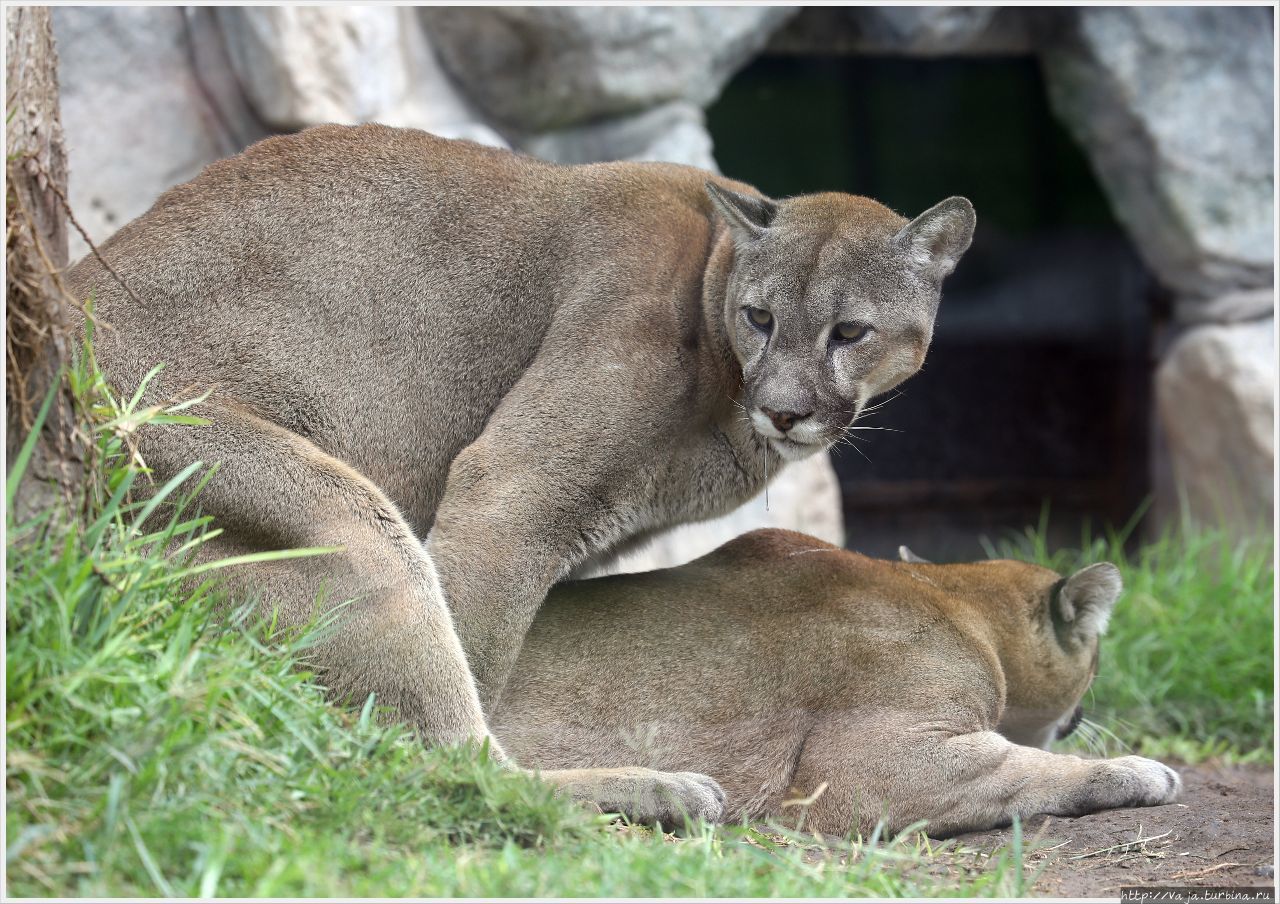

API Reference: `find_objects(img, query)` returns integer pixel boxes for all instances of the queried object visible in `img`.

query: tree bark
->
[6,6,81,522]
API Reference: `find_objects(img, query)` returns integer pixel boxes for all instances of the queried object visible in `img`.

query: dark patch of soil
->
[956,762,1275,897]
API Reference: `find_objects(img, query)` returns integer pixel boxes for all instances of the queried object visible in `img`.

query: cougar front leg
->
[795,721,1180,837]
[902,732,1180,837]
[147,403,492,748]
[427,443,574,711]
[427,374,668,711]
[427,409,727,824]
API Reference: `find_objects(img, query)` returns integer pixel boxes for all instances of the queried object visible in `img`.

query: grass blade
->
[5,380,59,511]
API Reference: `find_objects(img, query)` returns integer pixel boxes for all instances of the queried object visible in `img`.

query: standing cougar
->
[495,529,1181,837]
[67,124,975,822]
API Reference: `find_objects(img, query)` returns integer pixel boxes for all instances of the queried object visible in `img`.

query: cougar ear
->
[705,181,777,246]
[893,196,976,282]
[898,545,931,564]
[1054,562,1123,644]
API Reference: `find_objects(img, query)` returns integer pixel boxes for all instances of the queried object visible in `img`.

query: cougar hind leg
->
[145,401,491,746]
[142,401,726,823]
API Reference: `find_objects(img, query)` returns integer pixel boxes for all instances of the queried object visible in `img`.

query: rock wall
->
[1040,7,1274,539]
[50,5,1273,549]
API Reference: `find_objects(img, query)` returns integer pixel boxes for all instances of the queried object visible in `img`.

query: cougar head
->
[707,183,974,462]
[969,555,1123,751]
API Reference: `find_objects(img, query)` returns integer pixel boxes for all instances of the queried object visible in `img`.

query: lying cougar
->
[494,529,1181,837]
[67,125,974,822]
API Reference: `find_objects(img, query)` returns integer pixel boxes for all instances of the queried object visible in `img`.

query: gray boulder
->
[769,6,1034,55]
[53,6,265,258]
[215,6,408,128]
[519,101,716,171]
[215,7,505,146]
[419,6,796,132]
[1043,7,1274,302]
[1173,288,1276,326]
[1155,314,1274,536]
[851,6,1029,53]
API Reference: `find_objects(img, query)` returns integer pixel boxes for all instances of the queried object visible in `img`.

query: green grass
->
[989,510,1274,765]
[6,357,1269,895]
[5,363,1026,898]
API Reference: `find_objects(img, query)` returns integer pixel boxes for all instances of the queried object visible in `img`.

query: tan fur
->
[66,125,973,823]
[495,529,1181,836]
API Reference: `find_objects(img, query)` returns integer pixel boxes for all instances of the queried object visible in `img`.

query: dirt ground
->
[955,761,1275,897]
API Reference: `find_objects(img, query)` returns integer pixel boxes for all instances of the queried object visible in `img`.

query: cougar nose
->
[761,406,810,433]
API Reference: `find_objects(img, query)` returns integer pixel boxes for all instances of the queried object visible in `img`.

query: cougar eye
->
[746,307,773,331]
[832,321,870,343]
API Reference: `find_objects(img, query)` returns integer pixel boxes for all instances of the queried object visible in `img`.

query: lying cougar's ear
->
[1053,562,1123,645]
[706,182,777,246]
[898,545,931,564]
[894,196,976,282]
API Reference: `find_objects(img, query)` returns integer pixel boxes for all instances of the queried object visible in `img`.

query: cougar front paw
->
[541,766,726,825]
[1110,756,1182,806]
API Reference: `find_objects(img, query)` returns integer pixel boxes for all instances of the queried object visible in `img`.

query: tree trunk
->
[5,6,81,522]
